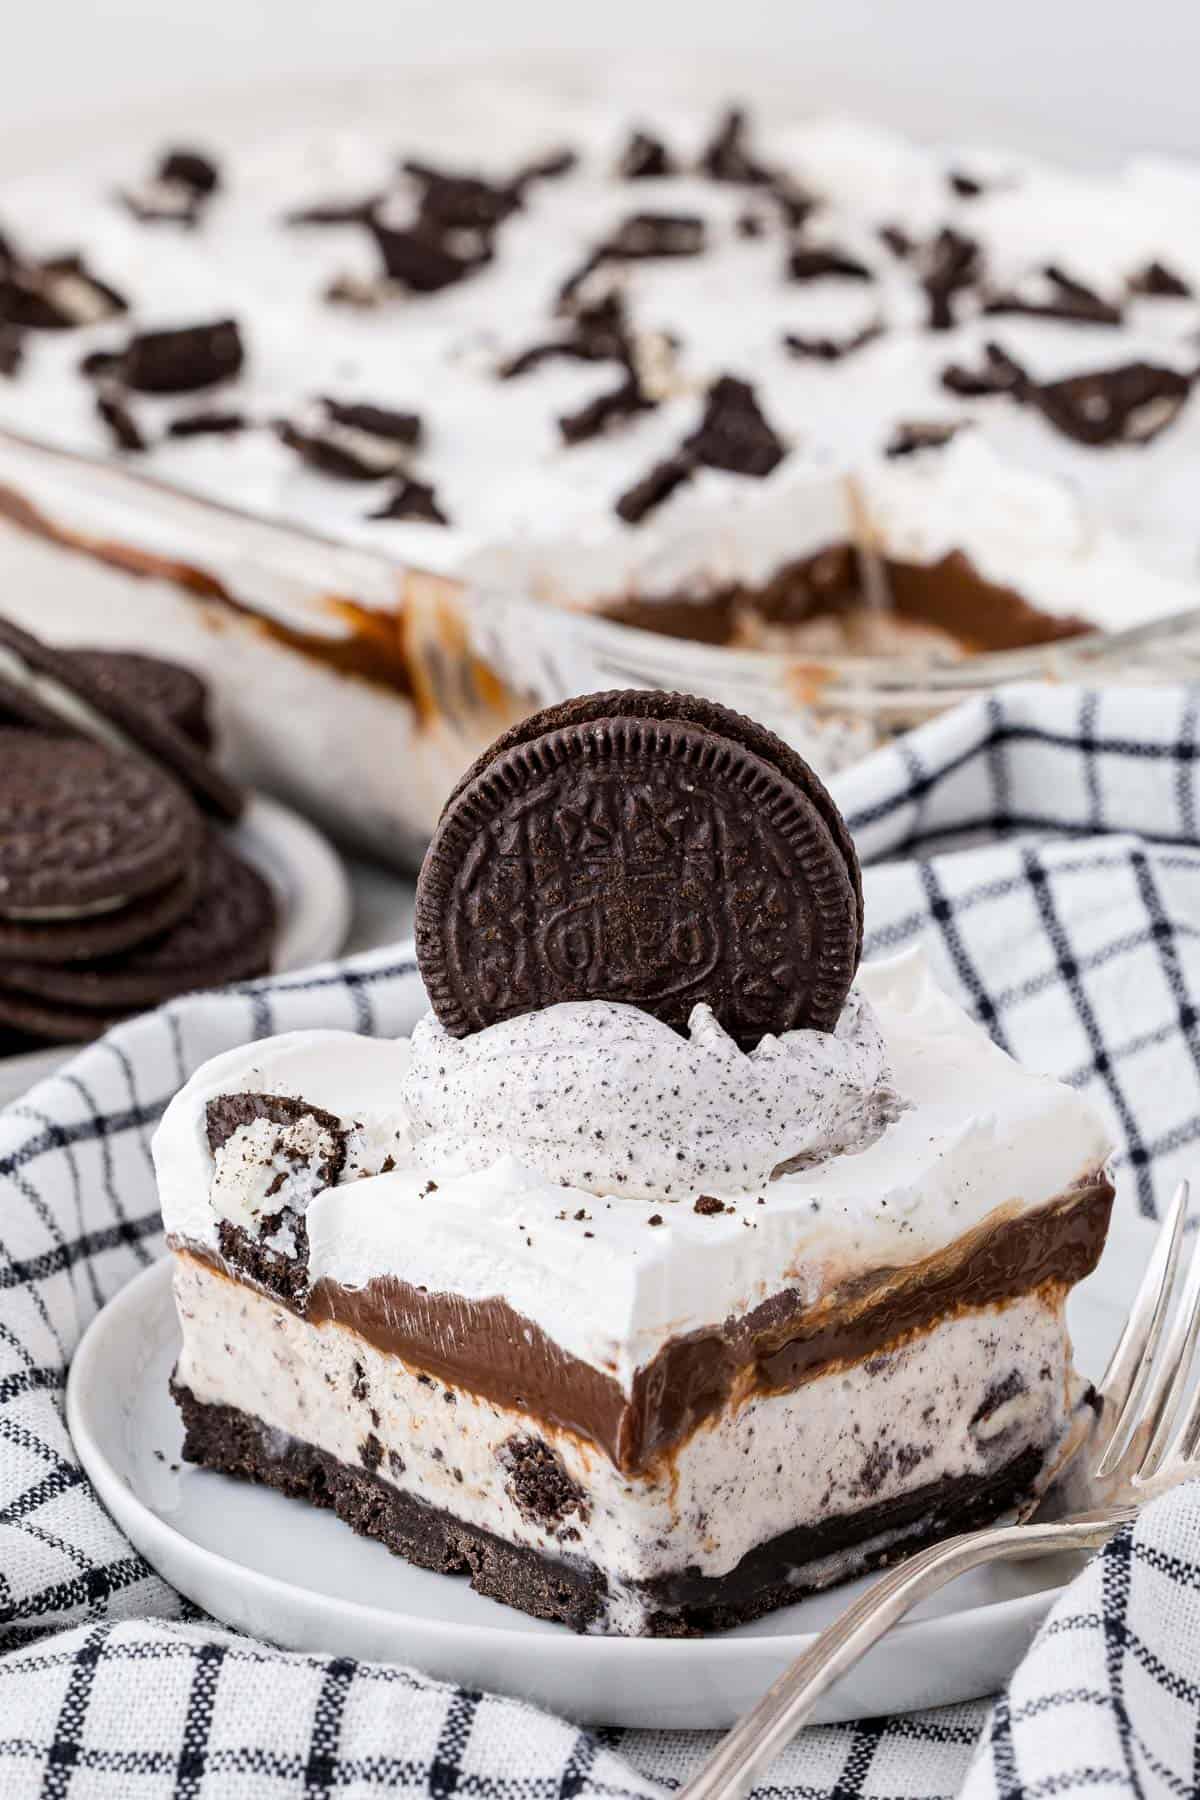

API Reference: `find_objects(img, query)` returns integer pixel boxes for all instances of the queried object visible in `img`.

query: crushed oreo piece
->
[277,418,406,481]
[96,391,147,453]
[694,1194,726,1215]
[1129,260,1193,299]
[737,211,767,239]
[879,223,914,259]
[948,170,985,198]
[207,1091,346,1301]
[369,215,491,293]
[885,419,964,458]
[558,212,706,309]
[0,326,21,377]
[366,477,449,524]
[685,374,785,477]
[1028,360,1194,447]
[159,148,220,195]
[0,255,127,331]
[206,1090,346,1181]
[499,292,631,379]
[92,319,245,394]
[285,194,381,227]
[512,147,577,189]
[499,1435,589,1530]
[984,264,1122,326]
[615,450,695,525]
[402,160,521,233]
[559,371,654,445]
[167,409,247,438]
[941,344,1025,397]
[784,319,882,362]
[788,244,872,283]
[617,130,676,180]
[920,228,982,330]
[321,397,422,446]
[699,108,774,185]
[769,178,818,230]
[616,375,785,522]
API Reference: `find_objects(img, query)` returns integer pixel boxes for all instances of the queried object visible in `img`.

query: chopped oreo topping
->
[559,371,655,445]
[167,409,247,438]
[615,450,695,525]
[285,194,381,227]
[685,374,785,477]
[402,160,522,233]
[788,244,872,283]
[88,319,244,394]
[615,375,785,522]
[699,108,774,185]
[737,211,767,240]
[369,215,491,294]
[277,418,409,481]
[784,319,882,362]
[617,129,676,180]
[206,1090,347,1179]
[512,147,577,189]
[206,1091,347,1302]
[1027,359,1194,447]
[919,227,982,330]
[321,397,422,446]
[879,223,914,259]
[96,392,147,453]
[367,477,449,524]
[770,179,818,230]
[498,1434,589,1530]
[499,292,631,379]
[694,1194,726,1215]
[948,170,985,199]
[558,212,706,309]
[0,255,127,331]
[984,264,1122,327]
[159,148,220,196]
[941,344,1025,397]
[1129,260,1193,299]
[885,419,965,457]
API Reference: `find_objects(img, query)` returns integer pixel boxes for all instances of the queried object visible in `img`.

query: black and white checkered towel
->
[1,682,1198,1798]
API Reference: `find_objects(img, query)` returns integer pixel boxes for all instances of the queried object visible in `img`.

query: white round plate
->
[0,793,350,1107]
[67,1255,1129,1728]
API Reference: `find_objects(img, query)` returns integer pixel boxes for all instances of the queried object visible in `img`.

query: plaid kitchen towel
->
[1,681,1199,1799]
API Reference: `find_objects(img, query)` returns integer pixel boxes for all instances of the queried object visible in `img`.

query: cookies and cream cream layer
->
[154,949,1112,1408]
[171,1252,1077,1631]
[0,101,1198,627]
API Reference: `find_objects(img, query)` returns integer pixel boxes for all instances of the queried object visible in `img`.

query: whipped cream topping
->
[403,993,896,1202]
[153,949,1114,1387]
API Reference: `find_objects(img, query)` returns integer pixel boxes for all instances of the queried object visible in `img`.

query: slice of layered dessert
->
[156,691,1113,1634]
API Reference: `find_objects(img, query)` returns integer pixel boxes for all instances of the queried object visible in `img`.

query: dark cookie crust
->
[0,729,201,917]
[0,616,242,820]
[444,690,863,964]
[0,835,275,1008]
[171,1383,1045,1635]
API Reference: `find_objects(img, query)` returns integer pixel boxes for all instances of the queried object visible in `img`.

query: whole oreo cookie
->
[69,650,212,749]
[0,730,202,919]
[0,834,276,1012]
[417,690,861,1047]
[0,858,201,965]
[0,617,241,820]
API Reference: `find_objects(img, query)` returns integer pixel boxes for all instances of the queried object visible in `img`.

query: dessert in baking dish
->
[157,692,1112,1633]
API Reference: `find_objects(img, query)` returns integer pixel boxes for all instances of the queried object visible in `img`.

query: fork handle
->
[678,1507,1135,1800]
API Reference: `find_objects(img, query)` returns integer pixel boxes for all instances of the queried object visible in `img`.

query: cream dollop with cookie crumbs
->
[403,992,896,1202]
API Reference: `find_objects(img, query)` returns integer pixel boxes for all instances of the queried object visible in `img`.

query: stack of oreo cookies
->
[0,618,277,1048]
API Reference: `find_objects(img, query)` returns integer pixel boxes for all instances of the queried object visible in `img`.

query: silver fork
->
[680,1180,1200,1800]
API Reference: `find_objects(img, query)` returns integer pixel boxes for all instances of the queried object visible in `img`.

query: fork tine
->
[1138,1197,1200,1481]
[1094,1181,1189,1480]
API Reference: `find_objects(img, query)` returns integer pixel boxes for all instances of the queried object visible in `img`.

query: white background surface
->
[2,1,1199,164]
